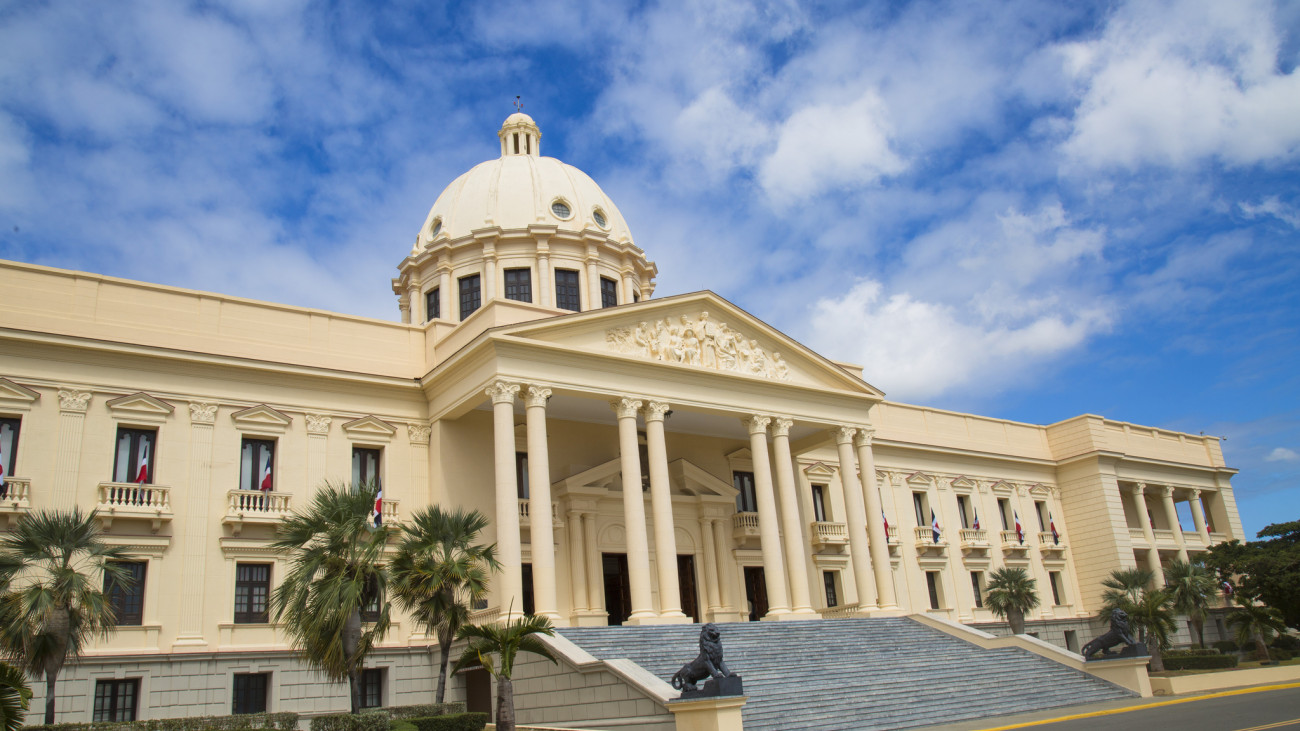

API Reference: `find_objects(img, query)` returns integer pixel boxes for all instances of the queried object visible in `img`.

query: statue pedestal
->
[668,693,747,731]
[680,675,743,700]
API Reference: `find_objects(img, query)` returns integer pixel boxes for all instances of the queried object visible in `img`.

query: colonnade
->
[1127,481,1218,572]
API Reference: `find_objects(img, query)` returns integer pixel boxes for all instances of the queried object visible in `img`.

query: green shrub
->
[1162,654,1239,671]
[1212,640,1239,654]
[1164,648,1219,657]
[408,713,488,731]
[1271,634,1300,652]
[386,705,465,721]
[309,711,390,731]
[22,712,299,731]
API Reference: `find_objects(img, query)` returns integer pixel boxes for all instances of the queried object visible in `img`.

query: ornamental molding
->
[486,381,521,405]
[524,386,552,409]
[853,428,875,448]
[58,388,92,413]
[644,401,671,422]
[0,378,40,405]
[611,397,642,420]
[834,426,856,445]
[231,404,292,434]
[106,392,175,421]
[305,413,333,435]
[342,415,396,442]
[770,417,793,438]
[189,402,218,424]
[743,414,771,435]
[407,424,431,444]
[605,311,792,381]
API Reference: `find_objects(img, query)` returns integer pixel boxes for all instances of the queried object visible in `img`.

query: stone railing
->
[469,606,502,625]
[518,498,530,519]
[97,482,172,531]
[960,528,987,545]
[818,602,860,619]
[1129,528,1148,544]
[732,511,761,540]
[1152,528,1175,543]
[914,525,944,548]
[886,525,899,544]
[810,521,848,548]
[1038,531,1065,550]
[223,489,293,536]
[1000,530,1029,550]
[383,498,400,524]
[0,477,31,528]
[517,500,565,531]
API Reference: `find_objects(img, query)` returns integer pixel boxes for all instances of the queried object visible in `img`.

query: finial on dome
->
[499,106,541,158]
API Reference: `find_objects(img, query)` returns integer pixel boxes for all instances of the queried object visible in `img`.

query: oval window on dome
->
[551,200,572,219]
[593,208,608,228]
[430,217,442,238]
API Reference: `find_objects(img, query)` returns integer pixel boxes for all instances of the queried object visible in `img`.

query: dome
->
[415,116,635,249]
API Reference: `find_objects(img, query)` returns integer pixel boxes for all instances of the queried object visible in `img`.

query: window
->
[232,673,269,715]
[970,572,983,608]
[550,200,571,219]
[360,668,384,709]
[1049,571,1063,606]
[113,428,156,484]
[352,447,381,487]
[633,291,640,303]
[926,571,942,610]
[459,274,482,320]
[600,276,618,308]
[1035,501,1048,532]
[555,269,581,312]
[93,679,139,722]
[234,563,271,623]
[733,471,757,513]
[912,492,927,526]
[361,575,381,623]
[0,417,19,495]
[240,439,275,492]
[425,288,440,322]
[811,485,827,522]
[515,452,529,499]
[105,561,146,626]
[1064,630,1079,653]
[956,495,971,529]
[998,498,1011,531]
[823,571,838,608]
[504,268,532,303]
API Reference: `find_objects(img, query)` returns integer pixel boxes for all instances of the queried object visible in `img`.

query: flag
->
[369,487,383,529]
[882,511,890,535]
[972,509,980,530]
[259,452,273,492]
[1050,513,1060,545]
[1221,581,1234,597]
[135,440,150,484]
[931,509,941,543]
[0,440,6,491]
[1014,511,1025,544]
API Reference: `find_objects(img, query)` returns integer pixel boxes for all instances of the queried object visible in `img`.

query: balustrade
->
[731,511,761,541]
[223,489,293,536]
[0,477,31,529]
[810,521,848,548]
[96,482,172,532]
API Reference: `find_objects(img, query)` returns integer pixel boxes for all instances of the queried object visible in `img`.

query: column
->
[1128,483,1162,582]
[53,389,91,509]
[712,518,736,613]
[438,264,452,319]
[305,414,331,490]
[1190,490,1212,545]
[567,510,588,613]
[645,402,685,619]
[770,418,815,616]
[621,271,636,305]
[175,402,217,647]
[745,415,790,617]
[487,381,524,618]
[584,511,602,613]
[613,398,656,622]
[585,250,601,309]
[854,429,897,609]
[483,252,498,301]
[835,427,877,609]
[699,518,722,615]
[537,239,553,308]
[525,387,559,620]
[1160,485,1189,563]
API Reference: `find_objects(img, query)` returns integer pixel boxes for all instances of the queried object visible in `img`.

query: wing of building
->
[0,114,1242,723]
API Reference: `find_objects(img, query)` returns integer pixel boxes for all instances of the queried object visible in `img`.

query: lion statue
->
[1081,609,1138,658]
[671,623,734,692]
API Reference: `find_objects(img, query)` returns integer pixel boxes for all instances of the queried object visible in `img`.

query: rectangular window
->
[912,492,927,526]
[234,563,271,623]
[240,439,275,492]
[633,291,640,303]
[232,673,269,715]
[360,668,384,709]
[1035,501,1048,532]
[425,288,440,322]
[361,575,381,623]
[459,274,482,320]
[998,498,1011,531]
[926,571,942,610]
[504,268,532,303]
[352,447,381,487]
[1049,571,1063,606]
[811,485,827,522]
[823,571,838,608]
[970,571,984,608]
[733,471,757,513]
[555,269,581,312]
[113,428,156,484]
[515,452,529,499]
[105,560,146,626]
[600,276,618,308]
[1064,630,1079,653]
[0,417,20,494]
[93,679,139,722]
[956,495,971,529]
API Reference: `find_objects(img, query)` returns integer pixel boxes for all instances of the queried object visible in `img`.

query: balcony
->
[810,521,848,549]
[732,512,761,541]
[1129,528,1148,546]
[1038,531,1066,555]
[0,477,31,529]
[914,525,946,553]
[1000,530,1031,554]
[97,482,172,532]
[223,489,293,536]
[959,528,989,555]
[517,499,564,533]
[382,498,401,525]
[886,525,900,555]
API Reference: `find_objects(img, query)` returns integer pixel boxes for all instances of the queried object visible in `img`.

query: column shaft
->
[699,518,722,613]
[771,418,815,615]
[525,387,559,619]
[712,518,736,612]
[614,398,656,620]
[567,511,588,613]
[487,382,523,617]
[53,389,91,509]
[176,404,216,646]
[583,511,602,612]
[854,430,897,609]
[645,403,684,618]
[1130,484,1162,583]
[835,427,877,609]
[1161,486,1189,563]
[747,415,790,616]
[1191,490,1211,545]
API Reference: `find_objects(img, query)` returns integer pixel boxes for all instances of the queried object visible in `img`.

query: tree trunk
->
[343,607,363,713]
[349,670,362,714]
[44,673,57,725]
[43,606,70,725]
[1191,616,1205,648]
[1149,645,1165,672]
[1254,631,1270,664]
[436,626,453,704]
[1008,609,1025,635]
[496,676,514,731]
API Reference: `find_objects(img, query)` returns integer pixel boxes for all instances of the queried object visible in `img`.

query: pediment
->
[668,459,738,499]
[554,456,735,500]
[106,392,175,421]
[0,378,40,408]
[989,479,1017,495]
[904,471,934,487]
[950,475,978,492]
[492,291,885,397]
[803,461,837,479]
[231,404,292,433]
[342,415,398,442]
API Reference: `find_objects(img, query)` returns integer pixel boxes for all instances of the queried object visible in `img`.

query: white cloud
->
[1240,197,1300,229]
[1266,447,1299,462]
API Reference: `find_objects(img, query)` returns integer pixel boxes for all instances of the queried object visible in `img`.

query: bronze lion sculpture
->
[671,623,733,691]
[1082,609,1138,658]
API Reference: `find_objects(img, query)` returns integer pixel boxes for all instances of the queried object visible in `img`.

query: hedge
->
[408,713,488,731]
[309,711,390,731]
[1212,640,1239,653]
[1271,634,1300,653]
[1162,654,1239,671]
[22,713,299,731]
[387,704,466,720]
[1164,648,1220,657]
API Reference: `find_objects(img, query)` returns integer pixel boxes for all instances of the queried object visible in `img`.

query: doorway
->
[602,553,632,625]
[677,555,700,623]
[463,668,492,720]
[744,566,768,621]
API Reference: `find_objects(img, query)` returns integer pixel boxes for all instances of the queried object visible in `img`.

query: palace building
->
[0,114,1242,723]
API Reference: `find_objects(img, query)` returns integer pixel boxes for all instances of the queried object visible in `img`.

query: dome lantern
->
[499,113,541,157]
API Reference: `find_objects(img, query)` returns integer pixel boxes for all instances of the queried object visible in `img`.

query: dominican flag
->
[1014,511,1025,544]
[0,441,7,491]
[259,453,273,492]
[882,511,890,535]
[1049,514,1060,545]
[973,510,981,530]
[931,509,941,543]
[135,440,150,484]
[1221,581,1234,597]
[369,487,383,529]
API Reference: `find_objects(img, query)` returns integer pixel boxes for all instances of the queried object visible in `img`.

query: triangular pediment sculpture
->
[231,404,293,433]
[342,415,398,442]
[803,461,837,480]
[106,392,175,418]
[0,378,40,405]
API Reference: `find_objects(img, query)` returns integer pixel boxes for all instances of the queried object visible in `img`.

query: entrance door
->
[602,553,632,625]
[744,566,768,621]
[521,563,534,616]
[464,668,492,720]
[678,555,700,623]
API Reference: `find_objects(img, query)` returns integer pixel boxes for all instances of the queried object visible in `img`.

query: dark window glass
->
[0,418,20,496]
[515,452,529,499]
[971,572,984,608]
[94,679,139,722]
[352,447,381,487]
[811,485,827,522]
[232,673,269,715]
[113,428,156,484]
[1049,571,1062,605]
[733,471,757,513]
[633,291,640,303]
[926,571,941,610]
[823,571,838,608]
[234,563,271,623]
[105,561,146,626]
[998,498,1011,530]
[360,668,383,709]
[425,288,440,322]
[600,276,618,308]
[1035,501,1048,532]
[913,493,926,526]
[957,495,971,529]
[555,269,580,312]
[240,439,275,492]
[504,268,532,303]
[361,575,382,623]
[459,275,481,320]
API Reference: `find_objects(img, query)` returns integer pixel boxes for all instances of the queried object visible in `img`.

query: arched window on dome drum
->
[459,274,481,320]
[425,287,440,322]
[555,269,581,312]
[504,268,532,303]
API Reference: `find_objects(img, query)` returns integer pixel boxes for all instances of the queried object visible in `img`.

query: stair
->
[557,617,1133,730]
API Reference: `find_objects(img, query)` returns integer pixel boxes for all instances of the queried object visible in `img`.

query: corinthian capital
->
[644,401,672,422]
[744,414,771,435]
[853,427,875,448]
[525,386,552,408]
[485,381,521,405]
[834,425,857,445]
[770,417,793,438]
[58,389,91,413]
[611,397,643,419]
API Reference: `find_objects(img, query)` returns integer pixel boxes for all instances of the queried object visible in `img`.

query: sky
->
[0,0,1297,540]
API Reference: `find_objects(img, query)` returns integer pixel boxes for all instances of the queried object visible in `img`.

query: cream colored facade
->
[0,114,1241,722]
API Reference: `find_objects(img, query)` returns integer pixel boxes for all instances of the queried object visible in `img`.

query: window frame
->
[600,276,618,308]
[822,571,838,608]
[956,495,971,529]
[0,417,20,487]
[926,571,942,610]
[733,471,757,513]
[360,668,384,709]
[425,288,440,322]
[811,484,828,522]
[554,269,581,312]
[912,492,927,526]
[998,498,1011,531]
[1035,500,1048,532]
[93,678,140,722]
[352,446,382,488]
[970,571,984,608]
[105,560,147,626]
[240,438,276,492]
[1048,571,1063,606]
[459,274,482,320]
[232,672,270,715]
[361,574,382,624]
[234,562,272,624]
[112,427,156,484]
[503,267,533,303]
[515,452,529,499]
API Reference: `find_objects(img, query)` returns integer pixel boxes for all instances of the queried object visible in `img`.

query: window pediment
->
[231,404,292,434]
[0,378,39,410]
[106,392,175,424]
[342,415,398,443]
[803,461,837,480]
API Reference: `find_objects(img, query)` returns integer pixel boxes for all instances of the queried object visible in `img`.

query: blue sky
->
[0,0,1296,539]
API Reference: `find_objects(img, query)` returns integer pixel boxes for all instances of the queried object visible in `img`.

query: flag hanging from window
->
[1014,511,1025,544]
[260,453,273,492]
[369,487,383,529]
[1050,513,1060,545]
[0,442,7,493]
[135,439,150,484]
[931,509,941,543]
[882,511,890,535]
[972,509,980,530]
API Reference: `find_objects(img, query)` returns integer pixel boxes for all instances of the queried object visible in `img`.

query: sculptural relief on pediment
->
[605,311,792,381]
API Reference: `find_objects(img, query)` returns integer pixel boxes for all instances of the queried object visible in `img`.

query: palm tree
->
[984,567,1041,635]
[1127,588,1177,672]
[1164,560,1217,647]
[0,508,133,724]
[1100,567,1155,642]
[270,482,391,713]
[453,614,556,731]
[0,662,33,731]
[391,506,498,704]
[1227,598,1286,663]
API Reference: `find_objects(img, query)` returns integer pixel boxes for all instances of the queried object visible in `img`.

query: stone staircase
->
[557,617,1133,730]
